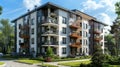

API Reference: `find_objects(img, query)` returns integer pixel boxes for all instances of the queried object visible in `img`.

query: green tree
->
[110,1,120,56]
[46,46,54,57]
[0,19,14,54]
[115,2,120,18]
[0,6,2,15]
[91,44,106,67]
[105,34,117,55]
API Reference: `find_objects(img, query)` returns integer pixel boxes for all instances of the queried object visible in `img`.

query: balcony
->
[41,17,58,27]
[69,23,79,29]
[50,13,57,17]
[19,25,29,30]
[41,41,58,47]
[94,36,102,42]
[69,33,80,38]
[19,43,29,48]
[41,30,58,36]
[94,29,101,34]
[19,32,30,39]
[70,42,81,48]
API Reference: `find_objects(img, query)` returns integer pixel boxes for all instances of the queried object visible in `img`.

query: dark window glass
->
[62,48,66,54]
[62,17,67,24]
[62,27,66,34]
[62,37,66,44]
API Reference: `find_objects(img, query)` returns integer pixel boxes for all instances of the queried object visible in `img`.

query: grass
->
[39,64,58,67]
[16,59,41,64]
[58,60,91,67]
[0,62,4,65]
[110,65,120,67]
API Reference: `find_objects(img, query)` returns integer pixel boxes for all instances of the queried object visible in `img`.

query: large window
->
[62,17,67,24]
[62,27,66,34]
[80,40,82,44]
[62,37,66,44]
[31,28,34,34]
[31,18,34,25]
[31,38,34,44]
[62,47,66,54]
[80,31,82,36]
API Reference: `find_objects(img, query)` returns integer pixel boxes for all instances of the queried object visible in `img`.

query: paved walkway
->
[0,59,90,67]
[36,59,90,67]
[0,60,39,67]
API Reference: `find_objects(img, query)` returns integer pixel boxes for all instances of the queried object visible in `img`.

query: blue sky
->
[0,0,119,27]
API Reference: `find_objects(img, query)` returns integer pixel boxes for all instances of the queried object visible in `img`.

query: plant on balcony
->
[45,46,54,62]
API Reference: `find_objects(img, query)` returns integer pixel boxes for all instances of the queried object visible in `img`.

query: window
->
[19,24,21,29]
[80,23,82,27]
[80,31,82,36]
[62,17,67,24]
[86,40,87,45]
[19,40,21,43]
[62,37,66,44]
[31,18,34,25]
[86,24,87,29]
[86,32,87,37]
[62,27,66,34]
[31,28,34,34]
[31,38,34,44]
[80,40,82,44]
[62,47,66,54]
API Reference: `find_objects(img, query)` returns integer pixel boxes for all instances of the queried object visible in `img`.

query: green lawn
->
[110,65,120,67]
[0,62,4,65]
[58,60,91,67]
[39,64,58,67]
[16,59,41,64]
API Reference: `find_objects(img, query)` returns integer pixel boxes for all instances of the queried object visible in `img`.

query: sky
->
[0,0,119,29]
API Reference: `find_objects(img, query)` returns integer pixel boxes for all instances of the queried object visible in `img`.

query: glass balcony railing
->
[42,41,58,45]
[42,30,58,35]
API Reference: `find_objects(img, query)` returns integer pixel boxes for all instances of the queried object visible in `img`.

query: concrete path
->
[36,59,90,67]
[0,59,90,67]
[0,60,39,67]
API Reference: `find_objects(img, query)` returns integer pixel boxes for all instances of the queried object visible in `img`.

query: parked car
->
[0,53,3,57]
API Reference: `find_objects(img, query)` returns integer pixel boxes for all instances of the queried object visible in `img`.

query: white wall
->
[29,11,37,56]
[16,18,24,53]
[82,20,89,55]
[58,9,69,57]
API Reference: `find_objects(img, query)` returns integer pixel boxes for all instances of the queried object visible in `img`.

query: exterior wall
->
[82,20,89,55]
[58,9,69,57]
[29,11,37,56]
[13,3,107,57]
[16,18,24,53]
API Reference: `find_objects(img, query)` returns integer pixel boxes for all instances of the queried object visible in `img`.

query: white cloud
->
[98,13,112,25]
[100,0,118,12]
[23,0,41,10]
[82,0,104,11]
[82,0,118,12]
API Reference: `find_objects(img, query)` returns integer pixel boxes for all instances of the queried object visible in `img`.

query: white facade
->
[14,2,107,57]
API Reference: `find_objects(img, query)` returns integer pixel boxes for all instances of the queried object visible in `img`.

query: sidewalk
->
[34,59,90,67]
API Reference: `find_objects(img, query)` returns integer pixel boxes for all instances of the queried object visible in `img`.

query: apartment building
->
[12,2,107,57]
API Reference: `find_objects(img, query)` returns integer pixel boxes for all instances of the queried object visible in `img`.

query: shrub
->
[46,46,54,57]
[91,44,106,67]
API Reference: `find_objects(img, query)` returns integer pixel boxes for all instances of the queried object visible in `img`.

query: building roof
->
[11,2,107,26]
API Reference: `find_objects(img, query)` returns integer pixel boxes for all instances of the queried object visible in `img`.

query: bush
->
[46,46,54,57]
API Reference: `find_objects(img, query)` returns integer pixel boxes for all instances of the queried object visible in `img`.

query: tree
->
[91,44,106,67]
[0,19,14,54]
[0,6,2,15]
[105,34,117,55]
[110,1,120,56]
[115,2,120,18]
[46,46,54,57]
